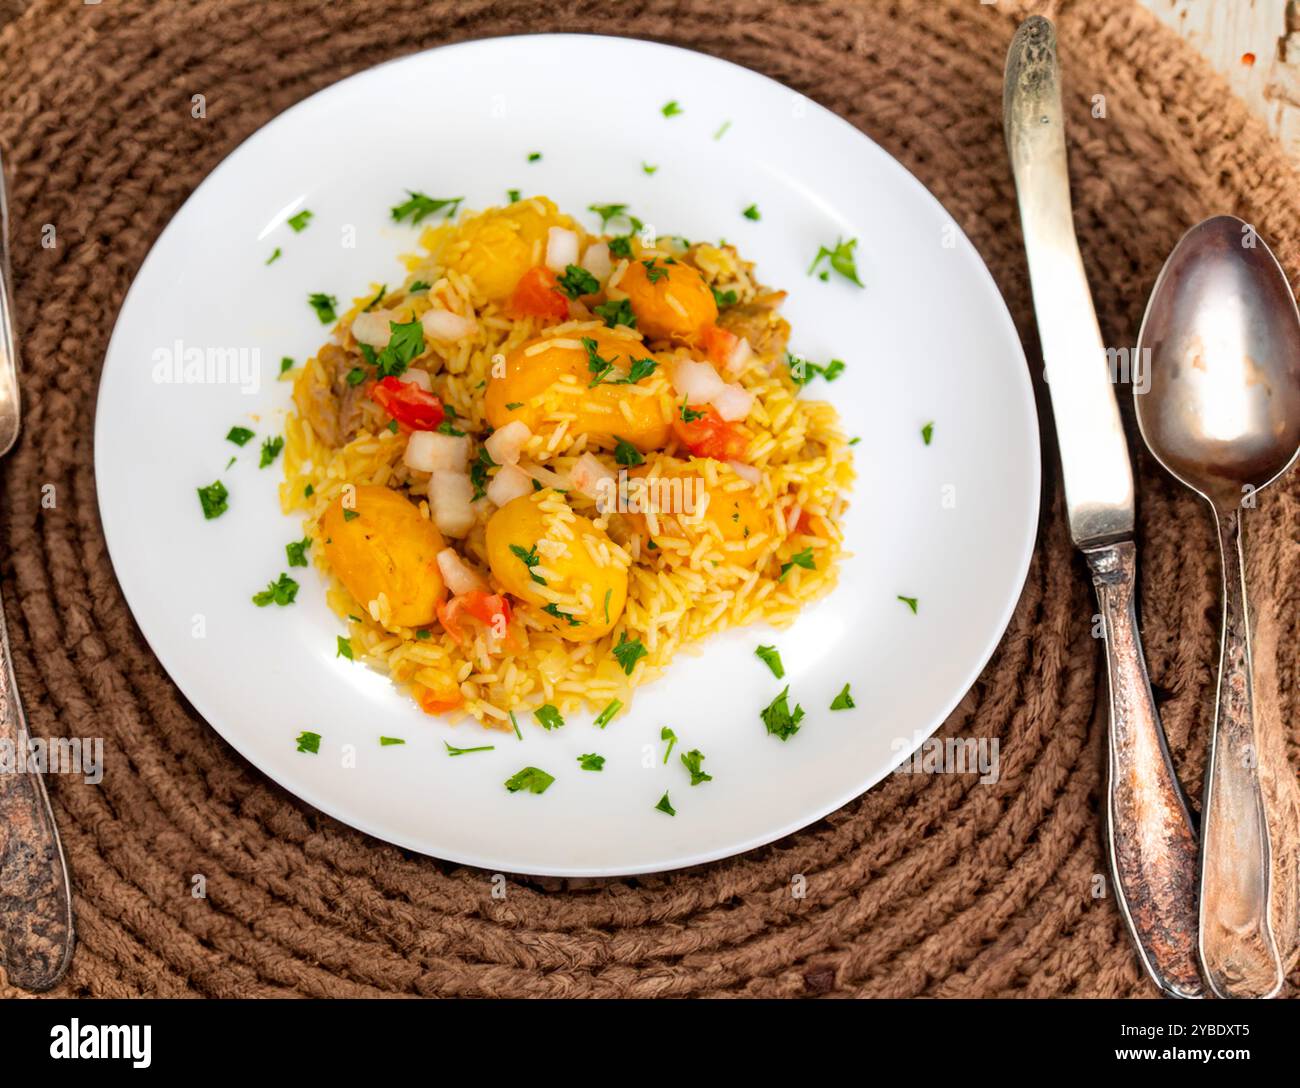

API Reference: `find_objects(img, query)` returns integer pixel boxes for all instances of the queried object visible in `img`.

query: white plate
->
[95,34,1039,876]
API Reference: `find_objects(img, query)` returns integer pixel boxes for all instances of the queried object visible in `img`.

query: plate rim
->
[94,31,1041,876]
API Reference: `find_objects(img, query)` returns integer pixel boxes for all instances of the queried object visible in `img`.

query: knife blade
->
[1003,15,1203,999]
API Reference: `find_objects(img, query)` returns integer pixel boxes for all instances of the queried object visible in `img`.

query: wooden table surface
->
[1138,0,1300,157]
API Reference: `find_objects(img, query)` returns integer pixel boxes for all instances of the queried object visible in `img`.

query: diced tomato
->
[700,323,739,368]
[510,265,570,321]
[368,376,445,431]
[416,678,463,715]
[672,405,749,462]
[437,591,516,648]
[793,508,816,536]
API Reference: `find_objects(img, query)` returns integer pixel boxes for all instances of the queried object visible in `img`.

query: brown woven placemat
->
[1,0,1298,998]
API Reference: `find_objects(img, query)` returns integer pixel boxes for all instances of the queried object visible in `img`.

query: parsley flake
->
[336,636,353,660]
[505,766,555,794]
[577,753,605,771]
[761,686,805,741]
[308,293,338,324]
[613,438,644,466]
[921,421,934,446]
[259,435,284,468]
[226,426,254,446]
[897,595,919,614]
[295,731,321,754]
[779,547,815,581]
[445,741,496,756]
[655,791,676,815]
[390,192,463,225]
[661,726,677,764]
[534,704,565,730]
[808,236,865,287]
[287,209,313,232]
[742,204,761,221]
[593,297,637,329]
[681,748,712,785]
[197,480,228,520]
[613,632,647,676]
[252,573,299,607]
[661,100,683,118]
[830,683,855,710]
[593,699,622,729]
[755,644,785,679]
[286,537,312,567]
[557,264,600,299]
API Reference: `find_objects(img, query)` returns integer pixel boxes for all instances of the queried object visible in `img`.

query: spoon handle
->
[1084,540,1202,999]
[1200,508,1283,999]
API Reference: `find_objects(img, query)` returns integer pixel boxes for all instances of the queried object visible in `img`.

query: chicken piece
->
[294,343,367,448]
[716,291,791,362]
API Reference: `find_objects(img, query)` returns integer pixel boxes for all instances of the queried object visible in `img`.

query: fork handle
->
[1085,540,1202,998]
[0,589,74,991]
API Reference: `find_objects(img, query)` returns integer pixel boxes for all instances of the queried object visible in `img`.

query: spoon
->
[1136,214,1300,999]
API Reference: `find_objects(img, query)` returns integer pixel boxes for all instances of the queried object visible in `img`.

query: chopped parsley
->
[661,100,683,118]
[897,595,919,614]
[510,710,523,740]
[613,438,644,466]
[779,547,816,581]
[266,247,282,266]
[641,258,669,284]
[593,297,637,329]
[436,419,466,436]
[445,741,495,756]
[742,204,761,221]
[534,704,565,730]
[252,573,299,607]
[226,425,255,446]
[589,203,630,230]
[408,280,431,293]
[808,236,865,287]
[603,588,612,625]
[830,683,855,710]
[642,162,658,175]
[655,791,676,815]
[613,632,647,676]
[197,480,228,520]
[607,235,633,259]
[390,192,463,225]
[505,402,524,410]
[755,644,785,679]
[681,748,712,785]
[542,603,581,627]
[661,726,677,764]
[286,537,312,567]
[527,151,542,162]
[714,120,731,139]
[505,766,555,794]
[470,446,496,501]
[557,264,600,299]
[287,209,313,232]
[387,419,399,434]
[506,189,521,203]
[295,731,321,754]
[259,435,285,468]
[363,285,387,311]
[509,543,546,585]
[582,336,618,386]
[761,686,805,741]
[225,456,236,470]
[787,353,846,386]
[593,699,622,729]
[415,628,431,639]
[336,636,353,660]
[346,367,366,387]
[710,285,738,308]
[921,421,934,446]
[370,317,426,379]
[308,292,338,324]
[304,484,314,497]
[577,753,605,771]
[379,736,405,746]
[623,356,657,383]
[279,356,295,378]
[342,508,360,522]
[679,399,706,423]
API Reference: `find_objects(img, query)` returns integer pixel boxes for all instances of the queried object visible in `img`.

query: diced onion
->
[545,227,580,272]
[428,470,476,537]
[518,460,570,491]
[404,430,469,473]
[436,548,487,596]
[484,419,532,465]
[580,241,612,281]
[402,367,432,391]
[421,309,477,342]
[671,358,726,403]
[723,335,753,377]
[728,460,761,486]
[351,310,393,348]
[569,452,616,501]
[485,463,534,508]
[712,382,755,422]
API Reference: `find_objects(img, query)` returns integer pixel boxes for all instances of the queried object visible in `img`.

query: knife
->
[1003,16,1202,998]
[0,147,75,991]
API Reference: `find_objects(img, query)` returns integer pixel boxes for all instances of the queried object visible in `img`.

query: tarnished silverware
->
[1135,214,1300,1000]
[0,149,75,991]
[1004,15,1202,998]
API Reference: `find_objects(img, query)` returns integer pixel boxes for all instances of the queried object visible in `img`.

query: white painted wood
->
[1138,0,1300,157]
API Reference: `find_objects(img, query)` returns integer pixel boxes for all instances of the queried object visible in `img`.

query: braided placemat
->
[1,0,1298,998]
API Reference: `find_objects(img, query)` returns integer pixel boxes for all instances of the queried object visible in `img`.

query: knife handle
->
[1084,540,1202,999]
[1199,508,1283,999]
[0,586,74,992]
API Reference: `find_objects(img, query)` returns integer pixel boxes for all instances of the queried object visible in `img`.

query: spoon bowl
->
[1136,215,1300,512]
[1136,213,1300,1000]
